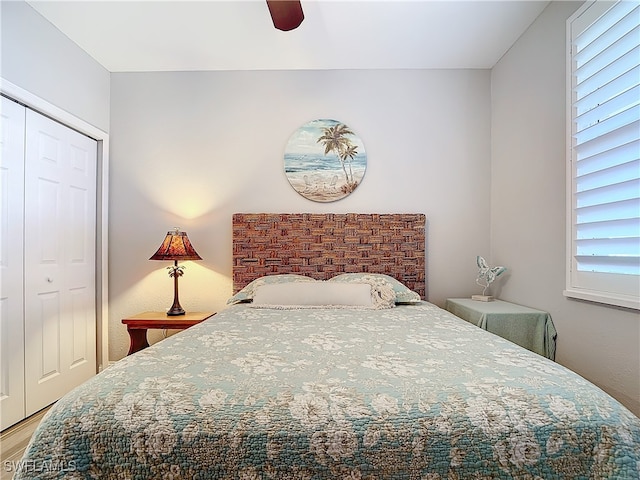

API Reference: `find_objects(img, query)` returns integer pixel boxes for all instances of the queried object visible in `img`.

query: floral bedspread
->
[16,303,640,479]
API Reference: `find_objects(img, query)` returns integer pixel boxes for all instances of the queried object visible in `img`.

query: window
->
[566,0,639,310]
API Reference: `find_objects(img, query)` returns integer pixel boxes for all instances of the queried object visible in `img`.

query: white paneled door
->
[1,95,99,430]
[0,97,27,429]
[22,107,98,417]
[25,110,97,415]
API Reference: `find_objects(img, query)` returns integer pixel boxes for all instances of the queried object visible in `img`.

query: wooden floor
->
[0,407,51,480]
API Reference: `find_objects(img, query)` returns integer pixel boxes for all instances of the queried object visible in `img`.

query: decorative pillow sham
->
[328,273,422,303]
[252,282,373,308]
[227,274,316,304]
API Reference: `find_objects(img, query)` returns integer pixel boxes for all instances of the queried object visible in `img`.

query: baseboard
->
[0,405,52,459]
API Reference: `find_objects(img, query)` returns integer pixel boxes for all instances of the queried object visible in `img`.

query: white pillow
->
[328,273,421,303]
[252,282,373,308]
[227,274,316,304]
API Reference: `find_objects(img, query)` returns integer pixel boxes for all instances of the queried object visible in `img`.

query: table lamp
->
[150,228,202,316]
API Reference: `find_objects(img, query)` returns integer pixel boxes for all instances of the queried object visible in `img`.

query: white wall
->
[1,0,112,370]
[0,1,110,132]
[491,1,639,416]
[108,69,492,359]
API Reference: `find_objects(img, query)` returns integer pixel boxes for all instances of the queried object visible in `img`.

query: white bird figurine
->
[474,256,506,300]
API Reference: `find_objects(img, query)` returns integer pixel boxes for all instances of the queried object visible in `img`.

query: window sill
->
[563,288,640,311]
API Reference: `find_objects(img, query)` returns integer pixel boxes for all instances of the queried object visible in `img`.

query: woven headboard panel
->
[232,213,426,299]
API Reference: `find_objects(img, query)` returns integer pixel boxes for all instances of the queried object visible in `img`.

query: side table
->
[122,311,215,355]
[445,298,556,360]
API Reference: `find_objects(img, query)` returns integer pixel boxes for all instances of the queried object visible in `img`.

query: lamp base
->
[472,295,495,302]
[166,259,186,315]
[166,306,186,316]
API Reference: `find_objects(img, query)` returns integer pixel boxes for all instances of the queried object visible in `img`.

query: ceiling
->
[26,0,550,73]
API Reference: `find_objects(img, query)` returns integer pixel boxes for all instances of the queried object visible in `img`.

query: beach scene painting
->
[284,119,367,202]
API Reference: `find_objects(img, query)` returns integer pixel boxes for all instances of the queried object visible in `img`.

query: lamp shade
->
[150,229,202,261]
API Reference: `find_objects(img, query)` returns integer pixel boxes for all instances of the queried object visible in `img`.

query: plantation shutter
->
[566,0,640,309]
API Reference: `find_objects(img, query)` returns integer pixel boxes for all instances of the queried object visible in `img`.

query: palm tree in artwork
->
[340,143,359,187]
[317,123,359,192]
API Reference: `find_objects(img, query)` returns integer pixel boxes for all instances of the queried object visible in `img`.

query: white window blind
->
[566,0,640,310]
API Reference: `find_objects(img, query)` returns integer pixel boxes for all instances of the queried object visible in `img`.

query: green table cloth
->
[445,298,557,360]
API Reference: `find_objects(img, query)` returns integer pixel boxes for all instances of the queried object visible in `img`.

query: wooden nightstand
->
[122,311,215,355]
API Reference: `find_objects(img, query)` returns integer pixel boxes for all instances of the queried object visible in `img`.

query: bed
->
[15,213,640,479]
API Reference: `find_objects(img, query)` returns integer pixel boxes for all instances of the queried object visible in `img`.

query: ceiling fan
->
[266,0,304,31]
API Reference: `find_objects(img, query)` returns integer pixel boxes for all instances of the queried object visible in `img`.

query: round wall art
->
[284,119,367,202]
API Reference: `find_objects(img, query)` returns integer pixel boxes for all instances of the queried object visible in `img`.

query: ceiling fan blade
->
[266,0,304,31]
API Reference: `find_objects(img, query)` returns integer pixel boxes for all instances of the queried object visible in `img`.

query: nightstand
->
[122,311,215,355]
[445,298,557,360]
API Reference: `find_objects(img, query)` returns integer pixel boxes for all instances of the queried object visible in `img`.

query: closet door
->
[0,97,26,430]
[23,109,97,415]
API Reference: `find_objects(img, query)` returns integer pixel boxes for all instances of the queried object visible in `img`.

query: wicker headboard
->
[232,213,426,299]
